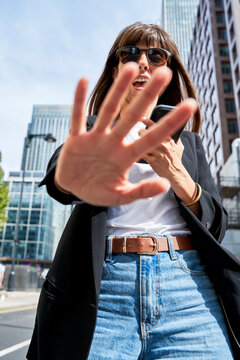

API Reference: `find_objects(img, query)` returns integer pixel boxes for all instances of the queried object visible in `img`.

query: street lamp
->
[7,133,56,291]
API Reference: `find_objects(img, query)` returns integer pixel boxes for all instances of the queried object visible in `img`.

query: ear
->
[112,67,118,80]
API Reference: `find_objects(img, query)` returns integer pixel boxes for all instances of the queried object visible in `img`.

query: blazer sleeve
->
[176,133,228,244]
[38,117,96,205]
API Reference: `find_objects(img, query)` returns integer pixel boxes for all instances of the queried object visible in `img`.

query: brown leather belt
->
[110,235,194,255]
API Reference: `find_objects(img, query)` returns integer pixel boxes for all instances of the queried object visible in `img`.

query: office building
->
[162,0,200,66]
[0,105,72,261]
[218,138,240,259]
[223,0,240,133]
[22,105,72,171]
[188,0,239,180]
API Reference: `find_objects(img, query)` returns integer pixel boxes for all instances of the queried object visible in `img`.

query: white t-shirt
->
[106,122,191,236]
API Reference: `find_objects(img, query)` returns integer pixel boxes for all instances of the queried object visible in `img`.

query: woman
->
[27,23,240,359]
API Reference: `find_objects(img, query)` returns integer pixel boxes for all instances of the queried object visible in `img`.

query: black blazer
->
[27,117,240,360]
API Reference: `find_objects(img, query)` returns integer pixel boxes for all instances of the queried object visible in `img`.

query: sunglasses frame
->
[116,46,172,67]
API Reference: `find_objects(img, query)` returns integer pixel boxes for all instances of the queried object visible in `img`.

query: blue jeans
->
[88,235,233,359]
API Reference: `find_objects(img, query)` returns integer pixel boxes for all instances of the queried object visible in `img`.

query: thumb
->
[118,177,170,204]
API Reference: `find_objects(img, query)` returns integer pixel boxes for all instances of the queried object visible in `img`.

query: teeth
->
[134,78,148,83]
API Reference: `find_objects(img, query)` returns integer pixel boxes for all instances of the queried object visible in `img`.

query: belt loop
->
[105,235,113,262]
[166,234,177,261]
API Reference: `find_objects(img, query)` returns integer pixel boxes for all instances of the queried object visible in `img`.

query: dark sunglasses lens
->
[148,49,168,65]
[118,48,140,64]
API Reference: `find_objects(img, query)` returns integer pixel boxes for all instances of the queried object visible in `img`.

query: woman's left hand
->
[139,118,202,219]
[139,118,186,185]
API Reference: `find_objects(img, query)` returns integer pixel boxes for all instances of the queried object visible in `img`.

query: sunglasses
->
[116,46,171,67]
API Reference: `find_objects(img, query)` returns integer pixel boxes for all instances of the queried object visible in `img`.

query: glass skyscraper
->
[0,105,72,261]
[22,105,72,171]
[162,0,200,66]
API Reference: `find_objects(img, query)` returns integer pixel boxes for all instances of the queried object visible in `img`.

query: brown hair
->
[88,23,201,133]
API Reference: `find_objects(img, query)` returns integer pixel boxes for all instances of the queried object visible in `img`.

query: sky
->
[0,0,163,177]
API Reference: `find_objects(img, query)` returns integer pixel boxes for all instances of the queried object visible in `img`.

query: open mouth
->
[132,77,149,89]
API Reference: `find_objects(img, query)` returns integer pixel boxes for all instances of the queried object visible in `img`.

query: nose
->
[138,52,149,70]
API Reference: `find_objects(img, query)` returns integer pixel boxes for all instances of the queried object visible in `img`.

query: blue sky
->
[0,0,163,176]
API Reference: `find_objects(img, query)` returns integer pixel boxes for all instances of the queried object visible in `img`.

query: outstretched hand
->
[55,63,197,206]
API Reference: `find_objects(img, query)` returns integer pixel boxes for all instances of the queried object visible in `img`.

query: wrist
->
[170,169,198,204]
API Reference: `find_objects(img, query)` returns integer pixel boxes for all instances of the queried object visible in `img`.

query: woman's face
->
[113,43,162,116]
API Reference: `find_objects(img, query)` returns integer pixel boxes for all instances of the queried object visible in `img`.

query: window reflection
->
[7,210,17,223]
[28,226,39,241]
[9,193,19,207]
[19,226,27,241]
[20,210,29,224]
[32,194,42,208]
[30,211,40,224]
[3,242,13,257]
[26,243,37,259]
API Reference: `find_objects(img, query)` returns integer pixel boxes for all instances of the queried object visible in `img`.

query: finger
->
[142,118,155,128]
[128,98,197,162]
[70,78,89,135]
[117,177,170,204]
[93,62,139,132]
[112,66,172,139]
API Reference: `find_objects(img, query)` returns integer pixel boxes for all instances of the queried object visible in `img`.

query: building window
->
[23,182,32,193]
[216,12,225,24]
[7,209,17,223]
[219,44,229,56]
[3,242,13,257]
[22,194,30,208]
[11,182,21,192]
[20,210,28,224]
[19,226,27,241]
[230,23,235,42]
[223,80,233,93]
[32,194,42,208]
[221,62,231,74]
[209,70,214,87]
[5,225,15,240]
[227,4,232,22]
[212,106,219,125]
[235,65,240,83]
[30,211,40,224]
[225,99,236,113]
[28,226,39,241]
[214,125,221,144]
[233,43,237,62]
[26,243,37,259]
[9,193,19,208]
[227,119,238,133]
[216,146,223,165]
[210,89,217,106]
[217,28,227,40]
[214,0,223,7]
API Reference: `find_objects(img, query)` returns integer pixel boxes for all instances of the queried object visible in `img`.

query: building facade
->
[0,105,72,261]
[188,0,239,181]
[218,138,240,259]
[223,0,240,134]
[162,0,200,66]
[22,105,72,171]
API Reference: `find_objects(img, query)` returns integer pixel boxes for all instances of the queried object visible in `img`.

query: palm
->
[57,131,133,205]
[55,64,197,206]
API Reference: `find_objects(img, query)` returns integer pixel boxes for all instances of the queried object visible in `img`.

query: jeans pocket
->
[176,250,208,276]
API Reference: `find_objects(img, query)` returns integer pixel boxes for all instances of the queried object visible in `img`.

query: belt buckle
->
[137,235,159,255]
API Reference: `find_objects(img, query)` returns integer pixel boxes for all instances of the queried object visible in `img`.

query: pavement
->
[0,290,40,314]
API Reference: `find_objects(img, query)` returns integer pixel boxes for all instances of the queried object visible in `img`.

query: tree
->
[0,152,10,231]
